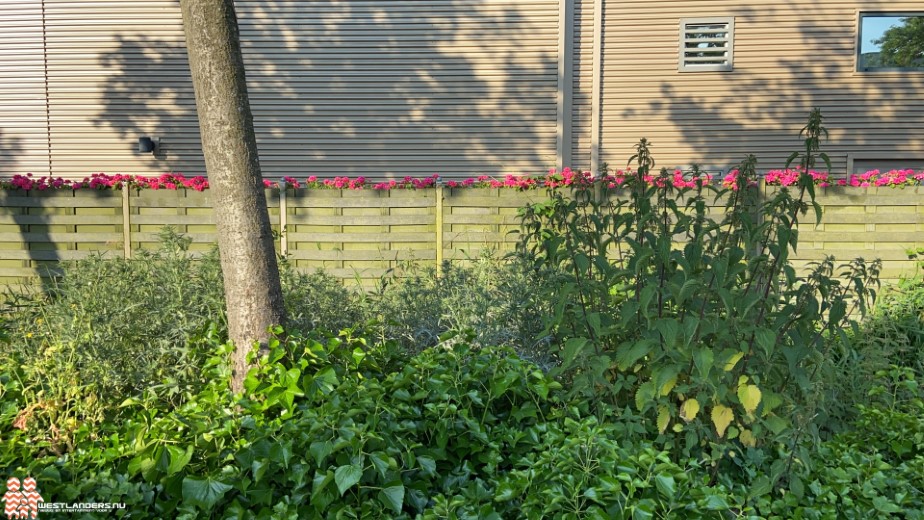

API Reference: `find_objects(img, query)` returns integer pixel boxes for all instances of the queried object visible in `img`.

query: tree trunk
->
[179,0,285,393]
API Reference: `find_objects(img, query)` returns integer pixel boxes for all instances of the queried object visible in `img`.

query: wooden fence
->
[0,186,921,289]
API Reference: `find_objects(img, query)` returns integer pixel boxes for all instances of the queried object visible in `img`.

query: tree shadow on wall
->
[617,1,924,173]
[94,1,561,179]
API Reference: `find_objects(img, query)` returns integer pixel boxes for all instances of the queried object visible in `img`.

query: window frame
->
[679,17,735,73]
[857,12,924,73]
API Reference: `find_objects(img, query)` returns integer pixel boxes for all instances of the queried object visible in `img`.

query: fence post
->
[435,184,444,273]
[122,187,131,258]
[278,181,288,257]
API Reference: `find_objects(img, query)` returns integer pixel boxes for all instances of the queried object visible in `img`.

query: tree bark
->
[179,0,285,393]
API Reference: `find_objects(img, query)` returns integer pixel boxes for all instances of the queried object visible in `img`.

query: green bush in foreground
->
[1,330,921,519]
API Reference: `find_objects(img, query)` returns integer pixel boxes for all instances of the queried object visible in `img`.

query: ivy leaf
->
[680,399,700,423]
[737,384,762,416]
[311,470,333,500]
[417,456,437,477]
[309,441,333,466]
[378,482,405,513]
[711,405,734,438]
[182,476,233,511]
[334,464,363,496]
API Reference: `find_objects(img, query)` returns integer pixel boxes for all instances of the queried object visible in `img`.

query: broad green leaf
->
[654,474,676,500]
[617,339,655,371]
[635,381,656,412]
[748,476,772,498]
[311,470,333,500]
[711,405,734,438]
[369,452,391,480]
[702,494,731,510]
[378,483,405,513]
[251,460,267,483]
[761,391,784,416]
[655,318,679,346]
[334,464,363,496]
[182,476,233,511]
[654,365,681,396]
[764,414,790,435]
[657,405,670,434]
[737,383,762,416]
[309,441,333,466]
[873,496,903,514]
[494,482,517,501]
[680,399,700,423]
[417,456,437,477]
[693,347,714,379]
[562,337,589,368]
[754,328,776,357]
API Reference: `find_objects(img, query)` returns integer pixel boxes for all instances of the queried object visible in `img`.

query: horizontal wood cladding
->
[600,1,924,174]
[4,1,923,181]
[0,2,50,176]
[43,0,203,178]
[234,0,560,179]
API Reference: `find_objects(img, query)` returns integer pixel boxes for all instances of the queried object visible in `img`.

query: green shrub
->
[515,111,880,470]
[0,229,226,442]
[362,254,553,366]
[755,368,924,518]
[2,326,922,518]
[278,260,365,334]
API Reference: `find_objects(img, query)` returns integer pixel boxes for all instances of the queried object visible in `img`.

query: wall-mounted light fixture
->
[138,136,158,154]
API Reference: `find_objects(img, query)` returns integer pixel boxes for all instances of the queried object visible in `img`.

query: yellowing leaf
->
[737,384,762,416]
[660,376,677,397]
[711,405,734,438]
[657,405,670,434]
[724,352,744,372]
[680,399,700,423]
[740,429,756,448]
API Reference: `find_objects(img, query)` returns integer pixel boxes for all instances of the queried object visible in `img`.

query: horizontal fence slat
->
[131,232,217,243]
[287,214,432,226]
[288,196,434,209]
[0,195,122,208]
[0,215,121,225]
[0,249,119,261]
[285,232,431,243]
[286,249,437,261]
[0,232,123,242]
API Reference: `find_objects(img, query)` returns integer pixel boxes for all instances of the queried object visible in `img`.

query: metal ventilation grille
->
[680,18,734,72]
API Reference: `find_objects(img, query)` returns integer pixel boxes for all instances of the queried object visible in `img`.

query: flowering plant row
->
[2,167,923,193]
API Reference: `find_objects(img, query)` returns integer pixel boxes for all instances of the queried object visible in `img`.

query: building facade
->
[1,1,922,180]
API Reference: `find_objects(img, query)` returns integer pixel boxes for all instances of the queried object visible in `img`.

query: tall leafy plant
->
[516,110,880,476]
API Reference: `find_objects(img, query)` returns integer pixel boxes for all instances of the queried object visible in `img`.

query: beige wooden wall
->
[0,0,564,180]
[599,1,924,174]
[2,1,924,180]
